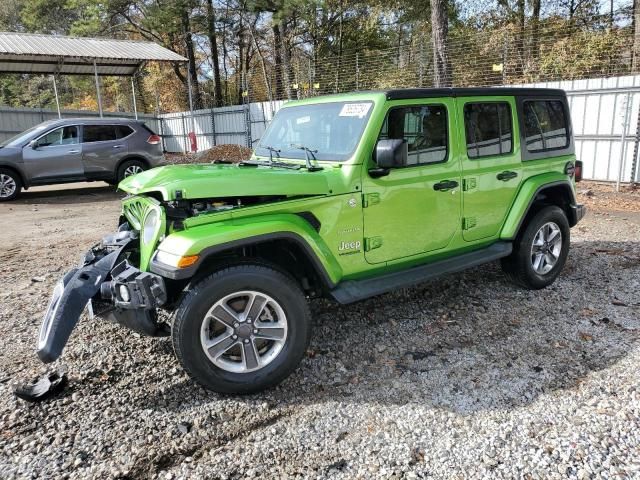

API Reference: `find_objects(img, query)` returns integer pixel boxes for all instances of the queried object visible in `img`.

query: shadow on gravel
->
[12,185,122,205]
[139,240,639,416]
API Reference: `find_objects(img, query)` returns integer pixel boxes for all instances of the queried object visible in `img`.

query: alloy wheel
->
[0,173,16,198]
[200,291,288,373]
[530,221,562,275]
[123,165,144,177]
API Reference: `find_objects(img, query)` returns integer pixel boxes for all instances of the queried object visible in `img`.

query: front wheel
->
[501,205,570,289]
[0,169,21,201]
[172,264,311,394]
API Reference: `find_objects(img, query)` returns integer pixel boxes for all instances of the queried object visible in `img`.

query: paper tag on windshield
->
[339,103,371,118]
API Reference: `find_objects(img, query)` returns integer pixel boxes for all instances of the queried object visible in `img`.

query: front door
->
[23,125,83,182]
[456,97,522,242]
[362,99,461,264]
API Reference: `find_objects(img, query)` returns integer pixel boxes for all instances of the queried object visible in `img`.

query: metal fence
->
[158,100,284,153]
[519,75,640,184]
[2,75,640,184]
[0,106,161,143]
[161,75,640,183]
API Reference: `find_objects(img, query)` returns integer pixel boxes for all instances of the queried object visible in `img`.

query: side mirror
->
[370,139,408,178]
[375,139,408,169]
[28,139,38,150]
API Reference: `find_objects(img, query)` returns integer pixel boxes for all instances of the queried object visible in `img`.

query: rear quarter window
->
[523,100,569,152]
[116,125,134,139]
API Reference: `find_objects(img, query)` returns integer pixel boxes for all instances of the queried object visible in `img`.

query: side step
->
[330,242,513,304]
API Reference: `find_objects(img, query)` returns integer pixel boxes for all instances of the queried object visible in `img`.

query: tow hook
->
[100,260,167,309]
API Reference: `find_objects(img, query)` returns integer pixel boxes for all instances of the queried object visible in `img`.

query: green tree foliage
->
[0,0,636,112]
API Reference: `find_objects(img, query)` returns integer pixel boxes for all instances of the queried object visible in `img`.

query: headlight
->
[142,209,159,244]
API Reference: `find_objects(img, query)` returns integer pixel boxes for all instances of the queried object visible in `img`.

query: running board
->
[330,242,512,304]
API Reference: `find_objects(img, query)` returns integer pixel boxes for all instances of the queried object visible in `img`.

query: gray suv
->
[0,118,164,201]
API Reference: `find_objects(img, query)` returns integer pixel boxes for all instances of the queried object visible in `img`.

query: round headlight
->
[142,209,159,244]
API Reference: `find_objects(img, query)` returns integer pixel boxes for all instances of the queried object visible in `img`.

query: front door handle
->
[67,149,80,154]
[433,180,459,191]
[496,171,518,181]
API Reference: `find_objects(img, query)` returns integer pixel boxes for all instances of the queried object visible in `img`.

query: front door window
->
[36,126,79,148]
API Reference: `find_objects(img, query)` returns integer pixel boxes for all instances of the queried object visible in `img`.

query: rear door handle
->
[496,171,518,181]
[433,180,459,191]
[113,145,124,149]
[67,149,80,154]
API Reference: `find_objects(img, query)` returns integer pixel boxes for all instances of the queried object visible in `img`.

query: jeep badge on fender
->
[38,88,585,394]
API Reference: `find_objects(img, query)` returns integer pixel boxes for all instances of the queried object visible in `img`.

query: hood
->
[118,163,344,200]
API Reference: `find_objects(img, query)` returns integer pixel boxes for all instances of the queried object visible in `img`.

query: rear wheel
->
[172,264,311,394]
[116,159,146,183]
[0,169,21,201]
[501,205,570,289]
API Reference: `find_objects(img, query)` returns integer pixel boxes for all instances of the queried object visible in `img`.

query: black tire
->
[0,168,22,201]
[501,205,570,289]
[172,263,311,394]
[116,159,147,183]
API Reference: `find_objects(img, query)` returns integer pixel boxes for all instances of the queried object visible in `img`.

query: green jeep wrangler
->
[38,88,585,394]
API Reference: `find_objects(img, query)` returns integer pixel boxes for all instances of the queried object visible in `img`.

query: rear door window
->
[464,102,513,158]
[523,100,569,152]
[83,125,118,143]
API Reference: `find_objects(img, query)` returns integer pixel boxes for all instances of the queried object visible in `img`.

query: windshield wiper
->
[240,144,302,169]
[239,159,301,170]
[264,145,281,164]
[290,144,323,172]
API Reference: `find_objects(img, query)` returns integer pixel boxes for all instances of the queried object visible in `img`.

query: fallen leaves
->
[578,331,594,342]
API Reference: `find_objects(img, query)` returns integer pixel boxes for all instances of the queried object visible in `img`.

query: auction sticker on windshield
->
[339,103,372,118]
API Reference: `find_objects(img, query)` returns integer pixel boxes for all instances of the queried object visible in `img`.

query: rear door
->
[22,125,83,182]
[81,124,129,178]
[361,99,461,264]
[457,96,522,242]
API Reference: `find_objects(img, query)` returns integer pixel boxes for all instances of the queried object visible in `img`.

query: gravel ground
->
[0,182,639,479]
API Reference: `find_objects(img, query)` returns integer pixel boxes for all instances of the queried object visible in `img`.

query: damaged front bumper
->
[37,230,169,364]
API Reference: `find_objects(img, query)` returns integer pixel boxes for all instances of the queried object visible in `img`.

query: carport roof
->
[0,31,187,76]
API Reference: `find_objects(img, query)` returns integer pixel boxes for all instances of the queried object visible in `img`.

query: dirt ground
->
[0,180,639,479]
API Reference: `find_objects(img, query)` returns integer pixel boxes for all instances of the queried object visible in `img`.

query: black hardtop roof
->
[384,87,566,100]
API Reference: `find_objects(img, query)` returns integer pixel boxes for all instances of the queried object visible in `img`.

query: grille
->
[122,196,155,231]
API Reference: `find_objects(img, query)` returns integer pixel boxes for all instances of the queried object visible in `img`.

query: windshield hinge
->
[364,236,383,251]
[362,193,380,208]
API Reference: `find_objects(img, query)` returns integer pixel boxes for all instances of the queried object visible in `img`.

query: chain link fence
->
[237,9,639,103]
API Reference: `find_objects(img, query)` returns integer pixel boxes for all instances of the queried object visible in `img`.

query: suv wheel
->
[501,205,570,289]
[116,159,146,183]
[172,264,311,394]
[0,169,21,201]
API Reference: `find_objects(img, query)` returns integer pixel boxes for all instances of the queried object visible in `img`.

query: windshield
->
[0,124,50,147]
[255,101,373,162]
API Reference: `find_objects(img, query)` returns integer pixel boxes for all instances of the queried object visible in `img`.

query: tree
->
[206,0,224,106]
[633,0,640,71]
[431,0,451,86]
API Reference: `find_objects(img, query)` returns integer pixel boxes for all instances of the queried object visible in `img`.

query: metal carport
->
[0,31,187,118]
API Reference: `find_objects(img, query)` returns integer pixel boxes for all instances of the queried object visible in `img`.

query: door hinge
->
[364,236,383,251]
[462,217,477,230]
[362,193,380,208]
[463,178,477,191]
